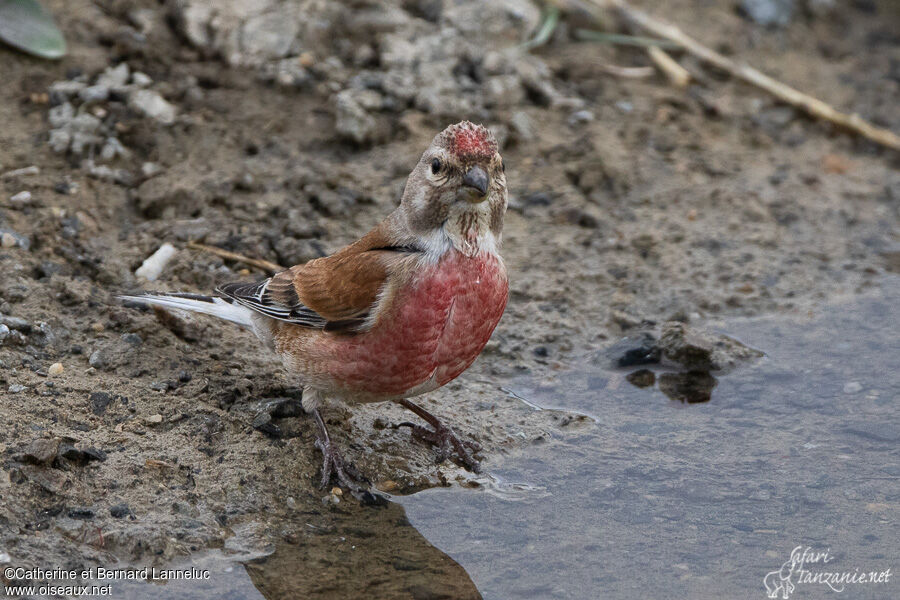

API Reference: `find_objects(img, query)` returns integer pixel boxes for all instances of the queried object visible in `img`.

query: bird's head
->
[399,121,507,258]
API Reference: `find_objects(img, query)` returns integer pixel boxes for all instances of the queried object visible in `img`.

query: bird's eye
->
[431,158,442,174]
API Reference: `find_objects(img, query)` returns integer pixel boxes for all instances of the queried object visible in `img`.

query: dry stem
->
[186,241,284,273]
[585,0,900,151]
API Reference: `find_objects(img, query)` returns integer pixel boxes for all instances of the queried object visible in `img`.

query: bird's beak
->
[460,165,489,202]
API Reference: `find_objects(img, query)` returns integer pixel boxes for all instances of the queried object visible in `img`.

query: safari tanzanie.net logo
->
[763,546,892,598]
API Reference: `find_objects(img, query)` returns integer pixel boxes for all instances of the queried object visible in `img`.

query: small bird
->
[121,122,509,493]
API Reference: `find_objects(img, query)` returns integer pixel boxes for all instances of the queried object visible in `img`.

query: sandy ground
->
[0,0,897,589]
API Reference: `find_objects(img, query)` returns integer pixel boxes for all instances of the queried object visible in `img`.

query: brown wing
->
[217,223,414,331]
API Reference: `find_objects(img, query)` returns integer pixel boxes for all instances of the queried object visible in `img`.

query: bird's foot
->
[312,408,373,500]
[395,398,483,472]
[314,435,368,492]
[398,420,482,473]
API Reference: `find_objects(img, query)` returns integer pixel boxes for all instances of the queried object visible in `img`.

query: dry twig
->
[598,64,655,78]
[646,45,690,88]
[585,0,900,151]
[186,241,284,274]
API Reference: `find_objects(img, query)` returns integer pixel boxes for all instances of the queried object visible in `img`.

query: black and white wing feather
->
[216,274,328,328]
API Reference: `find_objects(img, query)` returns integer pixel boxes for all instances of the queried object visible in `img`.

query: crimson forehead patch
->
[443,122,497,162]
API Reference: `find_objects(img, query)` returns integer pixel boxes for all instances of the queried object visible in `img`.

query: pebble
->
[1,233,16,248]
[145,414,164,424]
[48,362,64,376]
[568,110,594,125]
[110,503,132,518]
[58,444,106,464]
[335,89,377,144]
[1,166,40,179]
[509,111,534,141]
[626,369,656,388]
[20,438,59,464]
[141,162,162,177]
[89,349,108,369]
[8,384,27,393]
[132,72,152,87]
[0,324,9,343]
[128,89,176,125]
[739,0,795,27]
[252,412,282,438]
[135,242,177,281]
[89,391,113,415]
[67,507,95,520]
[96,63,130,89]
[78,84,110,103]
[8,191,33,207]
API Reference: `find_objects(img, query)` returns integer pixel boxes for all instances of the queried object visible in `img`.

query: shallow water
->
[398,279,900,599]
[112,279,899,599]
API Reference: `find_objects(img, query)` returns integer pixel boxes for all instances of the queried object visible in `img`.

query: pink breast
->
[314,250,508,399]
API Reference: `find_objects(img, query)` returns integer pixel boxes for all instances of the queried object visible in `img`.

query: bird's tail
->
[118,292,254,327]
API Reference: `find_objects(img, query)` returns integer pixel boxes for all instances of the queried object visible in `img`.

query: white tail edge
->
[118,293,254,328]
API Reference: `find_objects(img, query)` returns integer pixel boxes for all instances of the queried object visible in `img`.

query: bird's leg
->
[312,407,368,493]
[395,398,482,473]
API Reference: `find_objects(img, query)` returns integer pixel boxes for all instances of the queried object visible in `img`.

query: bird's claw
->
[398,421,482,473]
[314,435,368,493]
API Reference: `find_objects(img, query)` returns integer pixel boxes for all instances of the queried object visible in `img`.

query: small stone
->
[739,0,795,27]
[96,63,130,89]
[8,383,27,393]
[48,362,64,376]
[0,324,9,343]
[49,80,86,97]
[110,503,132,518]
[8,191,32,206]
[377,480,399,492]
[78,85,110,103]
[121,333,143,346]
[335,89,377,144]
[1,233,16,248]
[67,507,95,519]
[146,414,164,424]
[132,72,152,87]
[658,322,764,372]
[509,111,534,140]
[58,444,106,464]
[659,371,718,404]
[627,369,656,388]
[135,243,177,281]
[252,412,282,438]
[20,438,60,464]
[605,332,661,368]
[0,316,30,332]
[89,349,108,369]
[267,397,303,418]
[141,162,162,177]
[568,110,594,125]
[89,391,113,415]
[128,89,176,125]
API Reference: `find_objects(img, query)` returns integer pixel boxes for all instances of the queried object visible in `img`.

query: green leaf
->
[0,0,66,59]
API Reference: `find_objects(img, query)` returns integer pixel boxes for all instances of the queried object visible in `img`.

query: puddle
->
[88,500,480,599]
[89,280,898,599]
[398,279,899,599]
